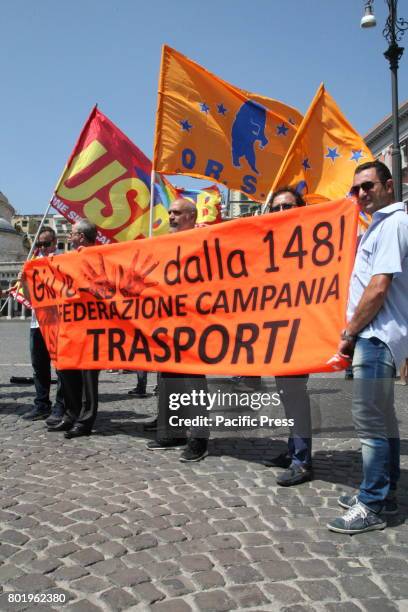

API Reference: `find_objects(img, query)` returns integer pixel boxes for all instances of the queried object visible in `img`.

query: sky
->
[1,0,407,214]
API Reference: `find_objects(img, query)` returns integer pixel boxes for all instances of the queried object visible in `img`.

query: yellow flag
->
[269,84,374,203]
[154,45,303,203]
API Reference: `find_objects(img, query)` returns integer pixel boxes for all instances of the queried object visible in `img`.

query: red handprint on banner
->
[79,251,158,299]
[81,254,116,299]
[118,251,159,297]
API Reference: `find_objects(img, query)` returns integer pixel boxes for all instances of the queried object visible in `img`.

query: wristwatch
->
[341,330,357,342]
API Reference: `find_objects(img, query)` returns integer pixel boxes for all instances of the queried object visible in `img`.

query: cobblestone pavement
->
[1,321,408,611]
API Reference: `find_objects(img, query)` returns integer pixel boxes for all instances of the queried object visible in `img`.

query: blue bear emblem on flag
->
[231,100,268,175]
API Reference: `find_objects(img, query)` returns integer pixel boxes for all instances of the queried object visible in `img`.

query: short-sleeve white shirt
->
[347,202,408,369]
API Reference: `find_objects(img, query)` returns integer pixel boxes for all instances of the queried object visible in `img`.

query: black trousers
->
[157,372,208,441]
[59,370,99,430]
[30,327,64,412]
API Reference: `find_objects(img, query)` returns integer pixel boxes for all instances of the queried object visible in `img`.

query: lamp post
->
[361,0,408,201]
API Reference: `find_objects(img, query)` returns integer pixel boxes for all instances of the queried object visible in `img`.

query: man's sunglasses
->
[36,240,52,248]
[270,203,295,213]
[349,180,382,197]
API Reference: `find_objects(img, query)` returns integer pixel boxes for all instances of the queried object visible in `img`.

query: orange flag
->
[154,45,303,203]
[269,84,374,204]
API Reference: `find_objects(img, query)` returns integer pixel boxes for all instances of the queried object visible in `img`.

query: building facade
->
[364,99,408,203]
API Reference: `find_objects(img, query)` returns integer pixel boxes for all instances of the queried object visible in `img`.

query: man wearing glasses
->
[48,219,100,439]
[22,227,65,422]
[264,188,313,486]
[328,160,408,534]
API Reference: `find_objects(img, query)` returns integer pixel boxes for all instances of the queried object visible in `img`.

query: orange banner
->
[23,199,358,376]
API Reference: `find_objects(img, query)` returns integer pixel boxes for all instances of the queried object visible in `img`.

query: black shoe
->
[22,407,51,421]
[143,419,158,432]
[338,493,398,516]
[146,439,187,450]
[276,463,313,487]
[179,439,208,462]
[128,387,148,398]
[46,408,65,427]
[64,425,92,439]
[47,419,73,432]
[264,452,292,468]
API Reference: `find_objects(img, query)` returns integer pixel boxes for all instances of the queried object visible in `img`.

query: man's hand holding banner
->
[23,199,358,376]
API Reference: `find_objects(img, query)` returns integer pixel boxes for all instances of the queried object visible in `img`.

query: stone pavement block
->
[0,564,25,582]
[369,557,408,575]
[225,564,264,584]
[338,575,387,599]
[274,542,311,559]
[257,560,297,581]
[91,559,129,577]
[212,549,249,567]
[157,528,187,543]
[125,533,158,551]
[68,510,102,522]
[381,575,408,599]
[306,542,340,557]
[263,583,305,605]
[293,559,336,578]
[69,547,105,567]
[9,573,56,592]
[1,529,29,546]
[10,550,37,565]
[121,551,155,567]
[27,556,62,574]
[71,575,111,593]
[150,599,192,612]
[194,570,226,590]
[211,519,247,533]
[96,542,127,558]
[183,522,217,539]
[109,567,150,586]
[228,584,270,608]
[296,579,341,601]
[50,565,90,581]
[206,535,241,550]
[244,545,280,563]
[194,589,237,611]
[179,554,214,572]
[131,582,165,604]
[99,586,139,611]
[237,532,272,546]
[143,561,179,580]
[160,575,196,597]
[46,542,80,558]
[151,543,180,561]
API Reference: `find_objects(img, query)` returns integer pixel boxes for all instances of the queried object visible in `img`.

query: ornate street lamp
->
[361,0,408,201]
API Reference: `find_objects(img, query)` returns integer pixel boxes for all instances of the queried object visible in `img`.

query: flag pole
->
[148,168,156,238]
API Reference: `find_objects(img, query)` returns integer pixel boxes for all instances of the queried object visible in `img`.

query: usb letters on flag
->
[154,45,303,203]
[269,84,374,203]
[51,107,177,244]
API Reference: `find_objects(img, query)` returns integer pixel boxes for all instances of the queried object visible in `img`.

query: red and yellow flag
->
[269,84,374,204]
[51,107,177,244]
[154,45,303,203]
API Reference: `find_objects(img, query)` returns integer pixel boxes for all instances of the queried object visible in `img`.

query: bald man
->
[146,199,209,462]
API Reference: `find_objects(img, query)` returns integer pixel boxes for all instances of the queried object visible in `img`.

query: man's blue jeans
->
[352,336,399,512]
